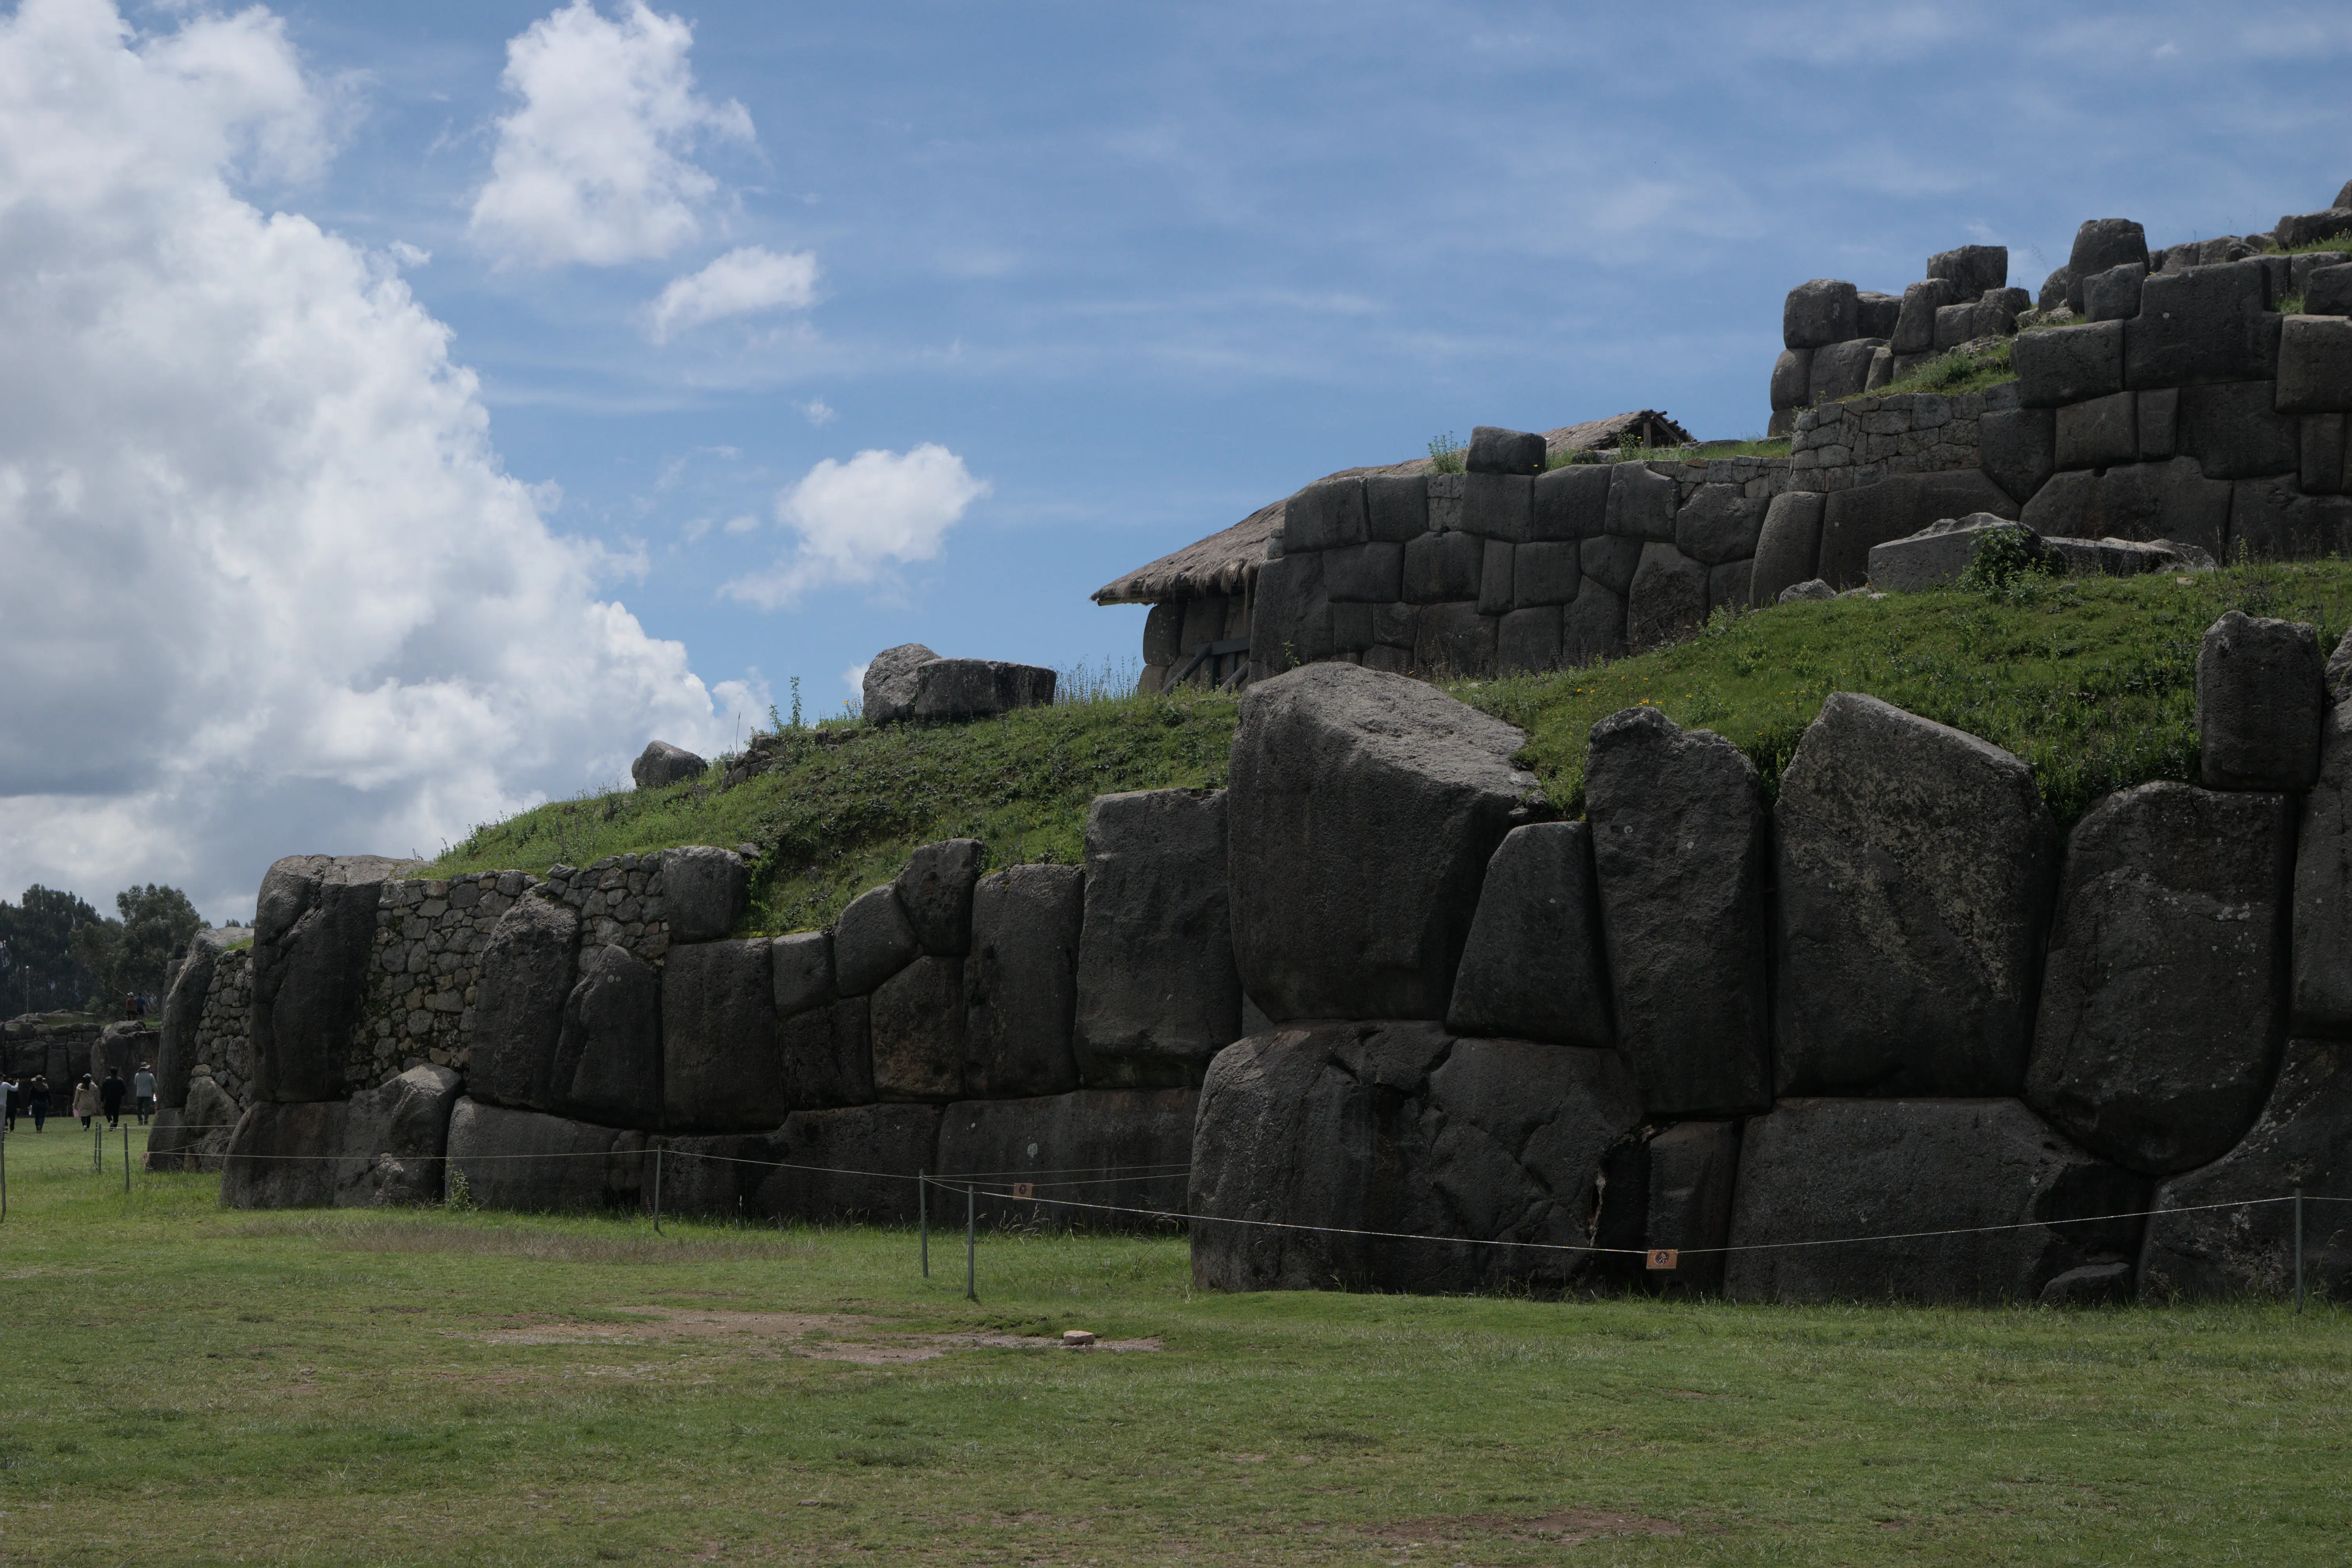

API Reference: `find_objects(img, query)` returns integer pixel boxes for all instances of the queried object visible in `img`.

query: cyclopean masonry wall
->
[207,815,1232,1225]
[1189,643,2352,1305]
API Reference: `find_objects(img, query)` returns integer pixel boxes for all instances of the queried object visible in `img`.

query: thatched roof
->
[1091,411,1691,606]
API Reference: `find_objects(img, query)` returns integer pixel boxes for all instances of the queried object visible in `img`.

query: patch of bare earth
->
[457,1308,1163,1363]
[1365,1509,1682,1547]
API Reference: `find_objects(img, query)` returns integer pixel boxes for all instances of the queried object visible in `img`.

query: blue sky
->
[2,0,2349,918]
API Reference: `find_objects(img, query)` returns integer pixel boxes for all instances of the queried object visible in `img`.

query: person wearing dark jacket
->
[100,1068,127,1129]
[27,1075,49,1132]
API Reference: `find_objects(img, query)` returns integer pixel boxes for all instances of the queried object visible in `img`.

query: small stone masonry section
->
[1788,388,2011,492]
[195,948,254,1106]
[348,857,673,1093]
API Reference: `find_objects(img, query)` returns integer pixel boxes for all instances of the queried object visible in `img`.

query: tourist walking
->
[100,1067,127,1129]
[132,1062,156,1126]
[73,1073,99,1130]
[27,1075,49,1131]
[1,1073,18,1131]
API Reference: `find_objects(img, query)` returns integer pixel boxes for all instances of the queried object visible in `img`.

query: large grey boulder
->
[2015,321,2125,407]
[468,895,581,1112]
[1817,470,2019,588]
[2125,261,2280,388]
[894,839,984,956]
[1227,664,1539,1022]
[1625,543,1708,652]
[1643,1121,1740,1296]
[1586,708,1772,1116]
[1561,580,1626,664]
[1603,462,1677,542]
[1248,551,1335,681]
[1747,492,1824,606]
[2141,1040,2352,1300]
[2178,380,2300,478]
[1189,1024,1643,1294]
[1978,407,2058,503]
[661,939,782,1131]
[2082,261,2146,324]
[833,885,918,996]
[772,929,832,1016]
[935,1088,1198,1231]
[156,929,227,1109]
[554,944,663,1129]
[1891,279,1956,356]
[1929,243,2008,299]
[1674,485,1764,566]
[1444,823,1612,1048]
[1283,477,1368,551]
[962,864,1083,1097]
[2026,782,2291,1176]
[1365,474,1428,542]
[2200,612,2325,791]
[2294,699,2352,1034]
[1466,425,1546,475]
[1402,531,1483,603]
[220,1065,463,1209]
[1867,514,2041,592]
[778,998,873,1109]
[1784,278,1860,350]
[250,854,418,1103]
[1530,463,1610,541]
[1809,339,1885,404]
[869,955,965,1101]
[1724,1098,2146,1303]
[662,846,749,943]
[2064,219,2148,312]
[756,1103,940,1225]
[631,741,706,789]
[904,659,1056,722]
[1775,694,2061,1097]
[146,1064,239,1171]
[1770,347,1814,410]
[443,1098,647,1212]
[2019,458,2234,555]
[860,643,940,725]
[1073,789,1241,1087]
[2279,316,2352,416]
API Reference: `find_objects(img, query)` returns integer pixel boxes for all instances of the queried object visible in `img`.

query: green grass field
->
[424,559,2352,936]
[2,1128,2348,1565]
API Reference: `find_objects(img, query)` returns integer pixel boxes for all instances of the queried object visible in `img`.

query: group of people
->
[0,1063,155,1133]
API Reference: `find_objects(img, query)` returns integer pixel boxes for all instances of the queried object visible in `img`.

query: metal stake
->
[919,1170,929,1277]
[652,1146,664,1234]
[965,1184,976,1302]
[2295,1188,2305,1314]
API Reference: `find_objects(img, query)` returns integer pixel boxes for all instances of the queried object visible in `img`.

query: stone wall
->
[1189,644,2352,1305]
[1247,449,1795,682]
[194,948,253,1105]
[1787,388,2008,492]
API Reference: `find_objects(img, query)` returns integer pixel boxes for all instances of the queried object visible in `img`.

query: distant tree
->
[110,884,204,1002]
[0,885,109,1016]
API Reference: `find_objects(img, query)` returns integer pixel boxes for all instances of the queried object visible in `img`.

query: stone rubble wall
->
[194,948,254,1106]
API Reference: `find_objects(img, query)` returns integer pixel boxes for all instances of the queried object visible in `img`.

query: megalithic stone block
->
[1586,707,1771,1116]
[468,895,581,1113]
[250,854,418,1104]
[2026,782,2292,1175]
[1775,693,2060,1097]
[1073,788,1242,1088]
[1227,664,1537,1022]
[2199,610,2325,790]
[1444,822,1612,1049]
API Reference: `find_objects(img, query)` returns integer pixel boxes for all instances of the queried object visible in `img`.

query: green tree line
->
[0,884,203,1019]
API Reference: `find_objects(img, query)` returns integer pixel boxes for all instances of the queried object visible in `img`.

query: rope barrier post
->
[93,1118,102,1175]
[123,1125,131,1194]
[2295,1188,2305,1315]
[2,1124,8,1221]
[918,1170,928,1278]
[965,1183,976,1303]
[652,1146,664,1234]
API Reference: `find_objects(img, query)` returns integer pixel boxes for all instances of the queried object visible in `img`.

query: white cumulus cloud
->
[469,0,752,268]
[722,446,989,608]
[648,245,818,341]
[0,0,756,918]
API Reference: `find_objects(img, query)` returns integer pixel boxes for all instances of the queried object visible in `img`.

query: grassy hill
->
[427,557,2352,936]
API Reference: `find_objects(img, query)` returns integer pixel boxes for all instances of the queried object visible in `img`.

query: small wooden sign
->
[1646,1249,1680,1271]
[1011,1182,1035,1200]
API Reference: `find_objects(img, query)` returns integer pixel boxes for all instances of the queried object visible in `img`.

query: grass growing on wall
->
[425,559,2352,934]
[1465,557,2352,822]
[431,687,1239,935]
[4,1133,2352,1567]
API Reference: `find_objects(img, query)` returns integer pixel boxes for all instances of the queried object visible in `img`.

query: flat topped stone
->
[1228,662,1538,1022]
[1867,513,2039,593]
